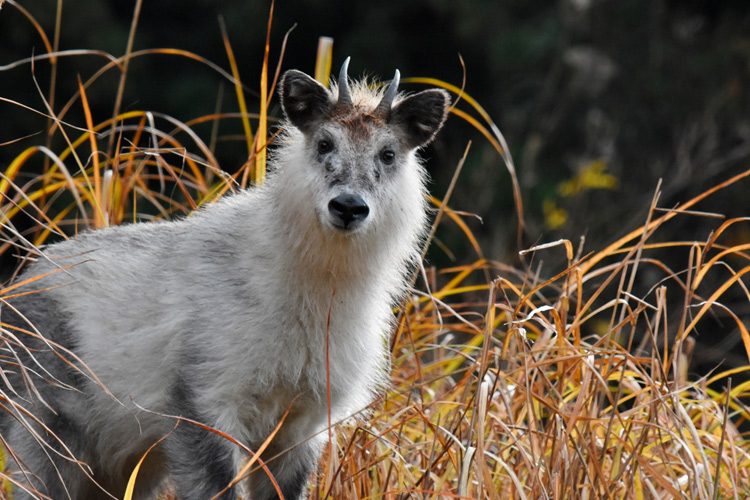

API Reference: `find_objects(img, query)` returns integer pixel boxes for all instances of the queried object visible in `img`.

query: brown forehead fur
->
[326,79,394,140]
[329,106,385,140]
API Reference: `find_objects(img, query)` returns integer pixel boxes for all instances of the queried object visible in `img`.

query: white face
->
[279,66,447,244]
[302,119,412,236]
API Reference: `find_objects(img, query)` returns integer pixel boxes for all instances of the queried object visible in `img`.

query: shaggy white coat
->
[2,69,448,499]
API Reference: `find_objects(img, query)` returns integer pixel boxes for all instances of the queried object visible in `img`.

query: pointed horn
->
[337,57,353,109]
[375,69,400,118]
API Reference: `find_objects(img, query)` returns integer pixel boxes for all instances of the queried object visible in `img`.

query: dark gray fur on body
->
[0,60,449,499]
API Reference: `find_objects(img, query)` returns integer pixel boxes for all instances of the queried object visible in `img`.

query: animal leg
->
[246,437,322,500]
[2,412,107,500]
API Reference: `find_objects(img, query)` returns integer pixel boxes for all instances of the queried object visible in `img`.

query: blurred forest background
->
[1,0,750,373]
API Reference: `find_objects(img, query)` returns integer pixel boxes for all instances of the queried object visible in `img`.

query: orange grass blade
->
[0,146,37,198]
[219,18,254,183]
[4,1,53,56]
[254,0,274,185]
[77,76,104,227]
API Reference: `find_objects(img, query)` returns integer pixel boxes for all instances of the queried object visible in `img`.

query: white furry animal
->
[0,59,448,499]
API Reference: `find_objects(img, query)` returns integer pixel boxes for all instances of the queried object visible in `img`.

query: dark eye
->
[381,150,395,164]
[318,140,333,154]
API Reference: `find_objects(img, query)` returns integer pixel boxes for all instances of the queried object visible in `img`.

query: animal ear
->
[390,89,450,149]
[280,70,333,132]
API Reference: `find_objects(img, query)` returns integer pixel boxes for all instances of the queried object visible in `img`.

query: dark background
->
[2,0,750,371]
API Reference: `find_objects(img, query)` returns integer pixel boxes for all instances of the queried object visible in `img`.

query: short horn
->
[375,69,400,118]
[337,57,353,109]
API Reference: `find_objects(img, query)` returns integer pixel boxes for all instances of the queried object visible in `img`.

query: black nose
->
[328,194,369,229]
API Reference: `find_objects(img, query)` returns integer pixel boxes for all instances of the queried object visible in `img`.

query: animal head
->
[276,58,449,241]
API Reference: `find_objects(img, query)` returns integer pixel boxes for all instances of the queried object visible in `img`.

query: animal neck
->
[263,197,406,301]
[280,215,381,288]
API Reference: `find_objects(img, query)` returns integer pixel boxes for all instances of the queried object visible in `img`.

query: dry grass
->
[313,173,750,499]
[2,2,750,499]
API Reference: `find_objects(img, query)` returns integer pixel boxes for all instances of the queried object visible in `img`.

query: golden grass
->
[313,177,750,499]
[2,3,750,499]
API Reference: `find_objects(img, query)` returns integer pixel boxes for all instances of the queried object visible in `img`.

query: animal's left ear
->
[390,89,450,149]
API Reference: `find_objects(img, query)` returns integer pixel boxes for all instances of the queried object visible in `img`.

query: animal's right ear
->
[280,70,333,133]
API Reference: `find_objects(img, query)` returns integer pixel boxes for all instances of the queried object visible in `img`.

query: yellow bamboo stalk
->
[315,37,334,86]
